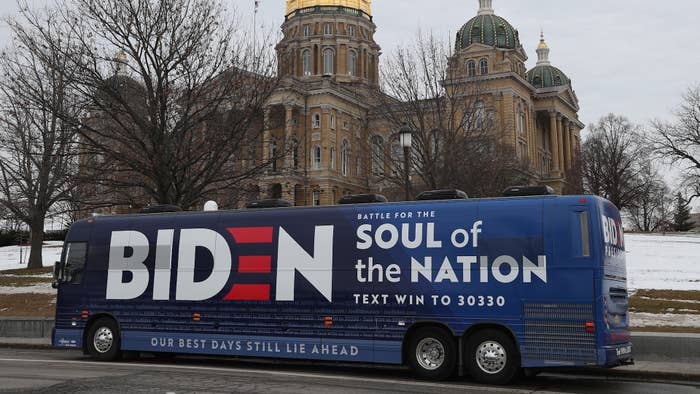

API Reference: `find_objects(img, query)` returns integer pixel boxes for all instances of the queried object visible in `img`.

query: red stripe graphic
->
[238,256,272,273]
[227,227,273,244]
[224,284,271,301]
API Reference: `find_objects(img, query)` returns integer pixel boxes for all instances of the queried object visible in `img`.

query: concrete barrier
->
[631,331,700,363]
[0,318,698,363]
[0,317,54,339]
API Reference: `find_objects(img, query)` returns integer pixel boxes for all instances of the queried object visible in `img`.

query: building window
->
[303,25,312,37]
[371,135,384,176]
[330,147,336,169]
[323,48,334,75]
[302,49,312,76]
[348,50,357,77]
[467,60,476,77]
[471,27,480,44]
[312,113,321,128]
[270,139,278,172]
[474,100,487,129]
[497,26,507,47]
[342,119,349,130]
[312,146,322,169]
[519,112,526,136]
[313,190,321,206]
[347,25,355,36]
[341,140,349,176]
[324,23,333,35]
[330,114,336,130]
[480,58,488,75]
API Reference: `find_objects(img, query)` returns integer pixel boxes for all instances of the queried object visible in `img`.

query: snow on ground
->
[0,241,63,271]
[629,312,700,328]
[625,233,700,291]
[0,283,55,295]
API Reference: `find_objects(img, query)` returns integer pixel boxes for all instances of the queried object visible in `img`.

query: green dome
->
[526,65,570,89]
[455,14,521,51]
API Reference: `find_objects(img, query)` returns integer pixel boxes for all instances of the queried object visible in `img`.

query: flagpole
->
[253,0,258,53]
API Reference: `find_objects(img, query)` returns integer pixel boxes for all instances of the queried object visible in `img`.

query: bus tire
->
[86,317,122,361]
[465,329,519,385]
[407,327,456,380]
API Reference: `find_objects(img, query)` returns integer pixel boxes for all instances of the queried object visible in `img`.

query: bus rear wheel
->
[465,329,519,385]
[86,317,122,361]
[407,327,456,380]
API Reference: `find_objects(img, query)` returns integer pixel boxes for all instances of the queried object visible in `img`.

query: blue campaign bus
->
[52,194,632,384]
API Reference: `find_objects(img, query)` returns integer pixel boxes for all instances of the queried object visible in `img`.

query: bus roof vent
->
[503,185,555,197]
[338,194,388,205]
[139,204,183,214]
[415,189,468,201]
[246,199,292,209]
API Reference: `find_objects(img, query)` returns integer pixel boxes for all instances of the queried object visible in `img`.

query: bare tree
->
[370,32,526,199]
[651,84,700,203]
[55,0,278,209]
[626,160,672,232]
[0,4,83,269]
[581,114,647,210]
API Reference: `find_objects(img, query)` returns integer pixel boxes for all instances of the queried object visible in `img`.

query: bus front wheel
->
[465,329,519,385]
[407,327,456,380]
[86,317,122,361]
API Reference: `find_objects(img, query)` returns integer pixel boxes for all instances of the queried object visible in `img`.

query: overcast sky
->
[1,0,699,208]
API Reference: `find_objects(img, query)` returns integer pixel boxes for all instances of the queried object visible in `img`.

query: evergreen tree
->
[673,192,693,232]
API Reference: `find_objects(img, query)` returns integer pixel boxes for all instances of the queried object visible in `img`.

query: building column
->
[557,114,565,175]
[548,111,561,176]
[563,119,572,171]
[284,106,294,169]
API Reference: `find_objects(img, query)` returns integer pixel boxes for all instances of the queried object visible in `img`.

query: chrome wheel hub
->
[476,340,507,374]
[415,337,445,370]
[93,327,114,354]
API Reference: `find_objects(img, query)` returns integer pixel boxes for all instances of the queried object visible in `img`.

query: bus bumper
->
[602,342,634,367]
[52,328,82,349]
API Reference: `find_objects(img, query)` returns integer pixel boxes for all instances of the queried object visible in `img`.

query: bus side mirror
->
[53,261,61,280]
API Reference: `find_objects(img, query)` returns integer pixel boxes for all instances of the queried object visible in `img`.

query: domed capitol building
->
[257,0,583,205]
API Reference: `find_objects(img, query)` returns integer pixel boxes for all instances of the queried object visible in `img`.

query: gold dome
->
[286,0,371,16]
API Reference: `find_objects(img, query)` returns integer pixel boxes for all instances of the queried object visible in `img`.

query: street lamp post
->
[399,124,413,201]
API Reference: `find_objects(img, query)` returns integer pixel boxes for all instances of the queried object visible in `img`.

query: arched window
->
[471,27,480,44]
[270,139,278,172]
[330,147,336,169]
[474,100,487,129]
[312,113,321,128]
[467,60,476,77]
[341,140,350,176]
[323,48,334,75]
[554,75,562,85]
[480,58,489,75]
[348,50,357,77]
[497,26,506,47]
[302,49,312,76]
[312,146,322,169]
[371,135,384,176]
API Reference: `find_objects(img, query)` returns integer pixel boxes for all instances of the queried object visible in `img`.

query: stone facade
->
[255,0,584,206]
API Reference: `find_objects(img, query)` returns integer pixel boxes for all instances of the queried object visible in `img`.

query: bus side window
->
[570,210,591,258]
[579,211,590,257]
[63,242,88,284]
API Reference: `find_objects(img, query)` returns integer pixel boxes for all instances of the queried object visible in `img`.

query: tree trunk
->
[27,215,45,269]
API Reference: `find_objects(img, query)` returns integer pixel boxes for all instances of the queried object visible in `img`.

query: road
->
[0,348,697,394]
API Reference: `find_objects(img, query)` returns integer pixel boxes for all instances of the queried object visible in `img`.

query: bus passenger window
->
[580,211,590,257]
[63,242,88,284]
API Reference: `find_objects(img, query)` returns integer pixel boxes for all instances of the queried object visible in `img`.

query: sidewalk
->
[1,337,699,382]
